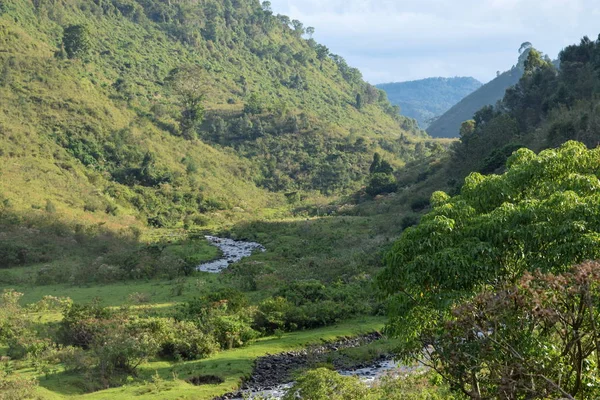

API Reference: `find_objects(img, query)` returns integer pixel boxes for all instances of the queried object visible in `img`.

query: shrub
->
[416,262,600,399]
[366,173,397,197]
[283,368,369,400]
[159,320,218,360]
[0,370,38,400]
[62,24,91,59]
[91,319,160,378]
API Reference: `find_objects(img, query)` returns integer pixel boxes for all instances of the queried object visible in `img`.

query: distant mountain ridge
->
[426,70,524,138]
[376,77,482,129]
[425,46,540,138]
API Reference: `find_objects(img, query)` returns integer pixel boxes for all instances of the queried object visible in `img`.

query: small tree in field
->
[62,25,91,59]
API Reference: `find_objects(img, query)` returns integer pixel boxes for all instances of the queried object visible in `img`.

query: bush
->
[159,320,218,360]
[59,302,113,348]
[283,368,369,400]
[91,319,160,378]
[366,173,397,197]
[275,280,328,306]
[62,24,91,59]
[409,196,429,211]
[0,371,38,400]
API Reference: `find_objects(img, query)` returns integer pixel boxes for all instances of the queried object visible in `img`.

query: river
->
[197,236,265,273]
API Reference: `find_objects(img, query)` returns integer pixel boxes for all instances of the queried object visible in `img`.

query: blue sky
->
[268,0,600,84]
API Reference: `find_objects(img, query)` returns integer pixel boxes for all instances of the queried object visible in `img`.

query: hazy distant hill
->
[377,77,482,129]
[427,68,525,138]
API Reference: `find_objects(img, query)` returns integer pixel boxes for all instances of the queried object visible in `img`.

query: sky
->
[268,0,600,84]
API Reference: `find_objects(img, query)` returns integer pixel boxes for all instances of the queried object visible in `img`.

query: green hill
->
[376,77,482,129]
[0,0,425,230]
[435,38,600,184]
[425,47,536,138]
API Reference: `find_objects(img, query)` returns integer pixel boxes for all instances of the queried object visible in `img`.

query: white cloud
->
[268,0,599,83]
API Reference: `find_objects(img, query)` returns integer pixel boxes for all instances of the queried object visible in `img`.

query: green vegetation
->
[377,77,482,129]
[0,0,427,234]
[381,142,600,398]
[5,0,600,397]
[426,44,534,138]
[448,36,600,179]
[283,368,458,400]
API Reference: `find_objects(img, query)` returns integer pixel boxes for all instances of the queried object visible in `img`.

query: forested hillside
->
[426,44,535,138]
[0,0,425,230]
[377,35,600,400]
[448,37,600,179]
[377,77,481,129]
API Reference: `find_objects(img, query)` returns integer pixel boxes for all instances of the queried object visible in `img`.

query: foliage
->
[62,24,91,59]
[366,173,397,197]
[380,141,600,351]
[0,370,38,400]
[282,368,458,400]
[448,36,600,178]
[418,262,600,399]
[283,368,370,400]
[167,66,206,140]
[0,0,425,230]
[91,318,161,379]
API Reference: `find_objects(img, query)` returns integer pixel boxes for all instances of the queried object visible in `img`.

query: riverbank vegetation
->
[4,0,600,397]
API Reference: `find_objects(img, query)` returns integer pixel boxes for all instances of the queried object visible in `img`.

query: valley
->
[3,0,600,399]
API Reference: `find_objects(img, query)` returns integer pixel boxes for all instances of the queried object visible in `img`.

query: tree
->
[379,141,600,355]
[167,67,205,140]
[459,119,475,137]
[62,24,91,59]
[418,262,600,399]
[244,93,263,115]
[369,153,393,174]
[305,26,315,38]
[92,319,160,378]
[369,153,382,174]
[355,93,363,110]
[519,41,533,54]
[261,1,271,12]
[291,19,304,36]
[276,14,291,27]
[366,173,397,197]
[315,44,329,69]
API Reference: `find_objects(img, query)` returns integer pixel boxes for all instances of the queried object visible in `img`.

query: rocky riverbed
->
[197,236,265,273]
[214,332,412,400]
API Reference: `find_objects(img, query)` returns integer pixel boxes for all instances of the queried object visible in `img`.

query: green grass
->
[28,317,385,399]
[10,274,224,306]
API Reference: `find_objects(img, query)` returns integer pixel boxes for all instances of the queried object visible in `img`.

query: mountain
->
[442,39,600,182]
[376,77,482,129]
[0,0,426,230]
[425,49,536,138]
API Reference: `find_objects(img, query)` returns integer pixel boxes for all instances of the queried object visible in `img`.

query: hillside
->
[0,1,442,397]
[445,38,600,179]
[376,77,482,129]
[425,47,534,138]
[0,0,426,231]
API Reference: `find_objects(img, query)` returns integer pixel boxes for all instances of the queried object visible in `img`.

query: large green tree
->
[379,141,600,349]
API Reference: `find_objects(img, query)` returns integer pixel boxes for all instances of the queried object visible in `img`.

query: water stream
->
[197,236,265,273]
[232,359,412,399]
